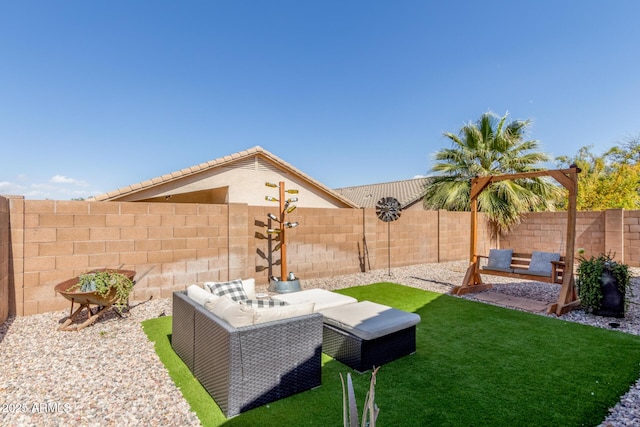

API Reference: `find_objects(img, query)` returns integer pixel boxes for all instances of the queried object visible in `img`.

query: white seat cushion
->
[320,301,421,341]
[253,302,315,325]
[271,288,357,312]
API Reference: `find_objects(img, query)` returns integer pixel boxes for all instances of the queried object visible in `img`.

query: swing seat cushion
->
[482,249,514,272]
[513,251,560,277]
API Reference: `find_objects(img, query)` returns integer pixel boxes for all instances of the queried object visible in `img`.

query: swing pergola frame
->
[452,165,581,316]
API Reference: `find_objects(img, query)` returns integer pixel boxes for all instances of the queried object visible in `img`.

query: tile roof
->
[89,146,358,207]
[333,177,431,209]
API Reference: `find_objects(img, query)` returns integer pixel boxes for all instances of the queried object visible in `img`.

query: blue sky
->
[1,1,639,200]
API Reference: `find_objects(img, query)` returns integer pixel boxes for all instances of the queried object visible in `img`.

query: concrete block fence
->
[500,209,628,264]
[0,197,9,325]
[0,195,635,322]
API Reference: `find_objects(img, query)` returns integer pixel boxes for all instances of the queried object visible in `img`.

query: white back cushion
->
[254,302,315,325]
[206,296,255,327]
[187,285,215,306]
[241,278,256,300]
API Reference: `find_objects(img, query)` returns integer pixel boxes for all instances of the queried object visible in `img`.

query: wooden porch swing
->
[451,166,581,316]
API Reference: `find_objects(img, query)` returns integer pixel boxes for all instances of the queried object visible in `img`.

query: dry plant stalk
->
[340,367,380,427]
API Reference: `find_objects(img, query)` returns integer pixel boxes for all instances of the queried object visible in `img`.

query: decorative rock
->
[0,260,638,426]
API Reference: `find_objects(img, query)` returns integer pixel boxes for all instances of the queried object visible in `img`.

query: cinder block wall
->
[248,207,442,283]
[501,212,570,254]
[373,208,440,267]
[438,210,474,262]
[250,206,367,282]
[3,196,638,318]
[7,200,477,316]
[13,199,232,316]
[0,196,9,325]
[625,210,640,265]
[500,211,608,259]
[576,211,607,258]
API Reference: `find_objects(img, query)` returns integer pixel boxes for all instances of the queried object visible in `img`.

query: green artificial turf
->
[142,283,640,426]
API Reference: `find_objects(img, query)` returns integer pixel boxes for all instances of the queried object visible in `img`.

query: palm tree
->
[423,111,563,236]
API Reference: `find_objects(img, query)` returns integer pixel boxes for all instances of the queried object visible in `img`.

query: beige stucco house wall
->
[90,146,357,209]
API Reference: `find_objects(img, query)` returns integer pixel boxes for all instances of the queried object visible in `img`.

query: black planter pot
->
[593,270,625,318]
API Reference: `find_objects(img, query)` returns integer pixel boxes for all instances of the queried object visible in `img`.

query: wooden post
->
[452,177,490,294]
[470,190,478,263]
[548,166,581,315]
[279,181,287,280]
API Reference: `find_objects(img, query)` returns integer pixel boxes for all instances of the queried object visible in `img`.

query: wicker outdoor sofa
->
[172,290,323,418]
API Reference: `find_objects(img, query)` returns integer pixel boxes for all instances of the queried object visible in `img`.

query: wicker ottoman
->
[320,301,421,372]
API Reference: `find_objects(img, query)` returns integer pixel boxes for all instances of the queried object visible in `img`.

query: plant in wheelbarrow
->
[55,268,137,331]
[67,270,135,312]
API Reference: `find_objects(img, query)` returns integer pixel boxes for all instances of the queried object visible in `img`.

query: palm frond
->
[430,111,557,234]
[423,177,471,211]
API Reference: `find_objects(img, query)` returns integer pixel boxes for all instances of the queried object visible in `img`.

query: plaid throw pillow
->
[242,299,288,308]
[205,279,248,302]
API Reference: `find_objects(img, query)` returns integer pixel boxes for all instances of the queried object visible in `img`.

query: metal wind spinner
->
[375,197,402,276]
[375,197,402,222]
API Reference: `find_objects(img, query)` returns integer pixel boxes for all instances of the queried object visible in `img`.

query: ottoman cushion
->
[320,301,421,341]
[272,289,357,312]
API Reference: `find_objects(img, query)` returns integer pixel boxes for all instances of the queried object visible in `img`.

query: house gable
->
[90,146,357,208]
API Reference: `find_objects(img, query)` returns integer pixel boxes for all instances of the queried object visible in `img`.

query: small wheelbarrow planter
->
[55,269,137,331]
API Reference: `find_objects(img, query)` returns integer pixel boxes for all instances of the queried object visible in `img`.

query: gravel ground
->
[1,260,638,426]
